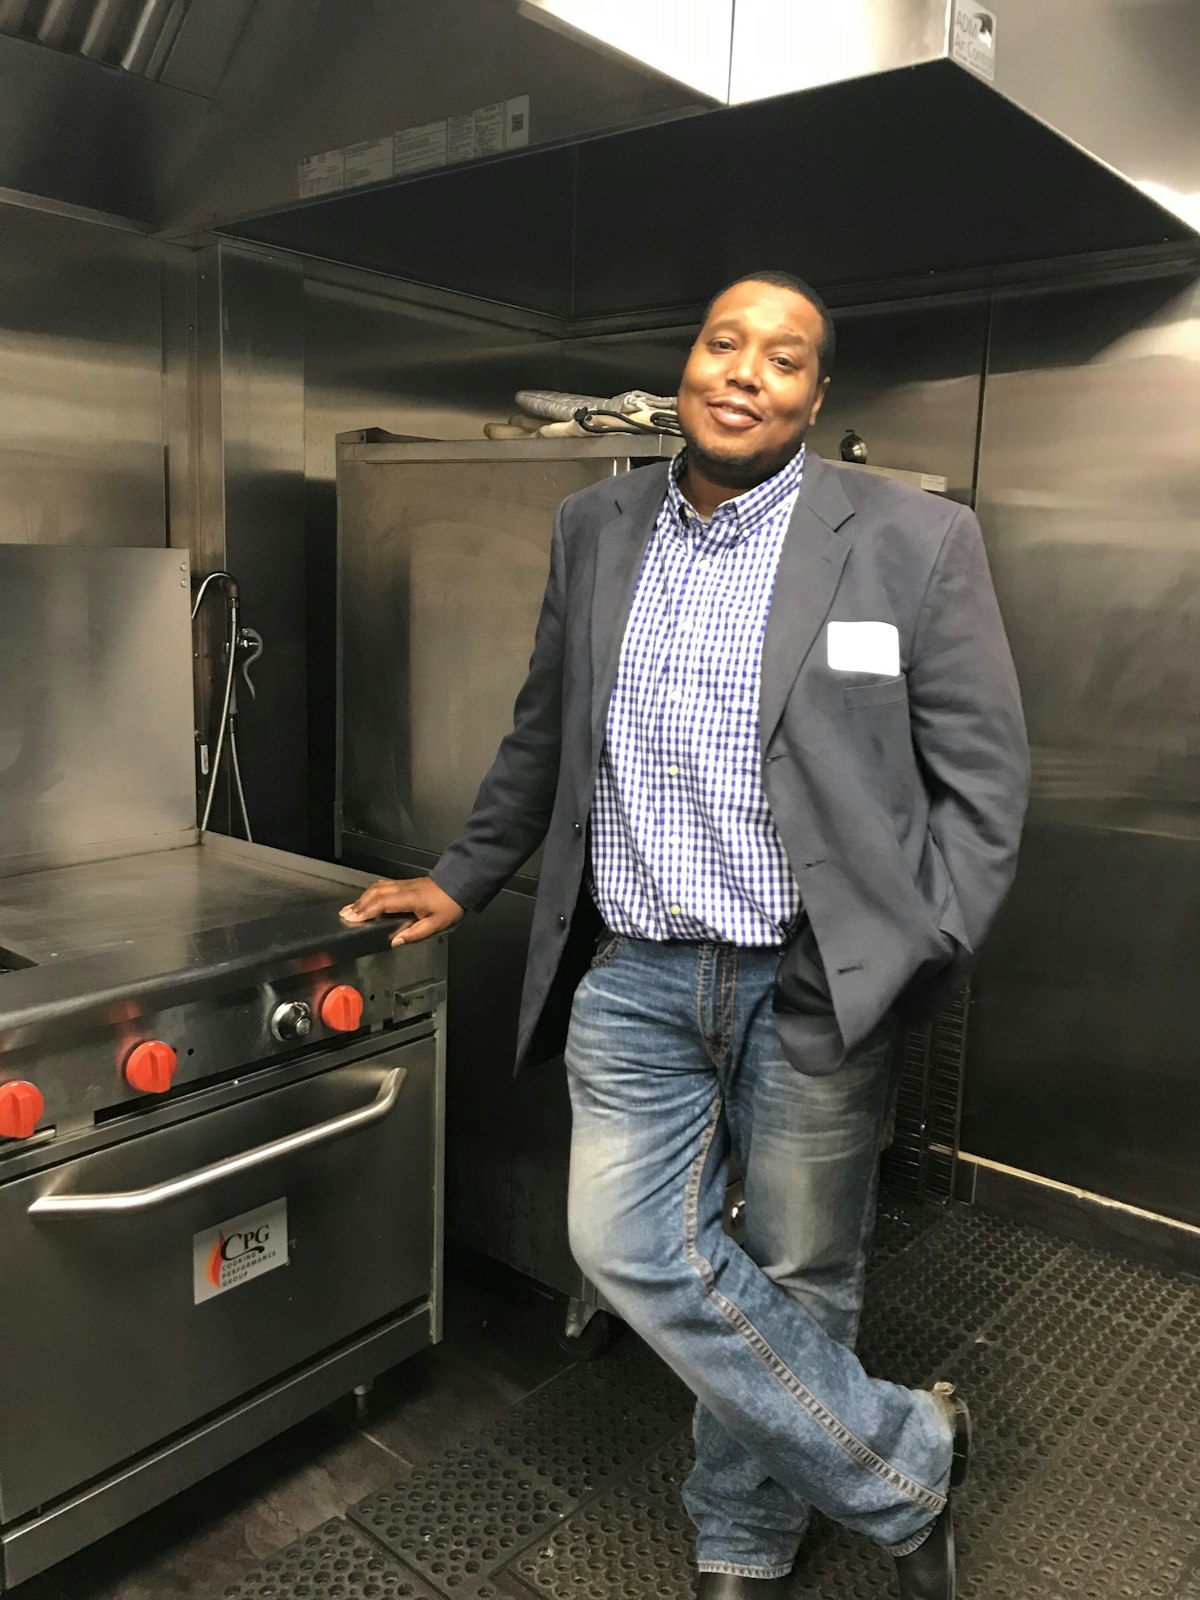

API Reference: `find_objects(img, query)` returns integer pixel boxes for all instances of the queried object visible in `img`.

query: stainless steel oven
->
[0,836,446,1589]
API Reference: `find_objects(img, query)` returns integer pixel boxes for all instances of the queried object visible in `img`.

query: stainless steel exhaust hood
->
[0,0,1191,293]
[519,0,1200,237]
[224,0,1199,319]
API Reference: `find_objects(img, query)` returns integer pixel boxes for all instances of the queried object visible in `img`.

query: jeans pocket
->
[589,932,626,971]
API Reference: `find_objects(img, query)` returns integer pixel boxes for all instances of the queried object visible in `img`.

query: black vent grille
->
[882,987,970,1203]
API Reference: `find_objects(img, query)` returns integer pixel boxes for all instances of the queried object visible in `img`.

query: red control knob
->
[0,1081,44,1145]
[321,984,365,1033]
[0,1081,45,1140]
[125,1041,178,1095]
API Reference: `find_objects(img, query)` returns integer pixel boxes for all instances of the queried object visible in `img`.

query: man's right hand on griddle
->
[339,878,463,946]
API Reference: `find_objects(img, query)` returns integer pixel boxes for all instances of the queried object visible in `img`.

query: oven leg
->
[353,1381,373,1420]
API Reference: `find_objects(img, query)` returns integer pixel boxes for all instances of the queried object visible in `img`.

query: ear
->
[808,376,831,427]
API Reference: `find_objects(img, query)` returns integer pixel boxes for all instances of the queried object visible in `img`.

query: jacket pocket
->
[841,674,908,708]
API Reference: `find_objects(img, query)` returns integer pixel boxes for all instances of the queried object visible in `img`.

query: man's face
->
[676,281,829,489]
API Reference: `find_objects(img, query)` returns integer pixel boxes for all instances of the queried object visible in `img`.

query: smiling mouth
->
[708,399,762,429]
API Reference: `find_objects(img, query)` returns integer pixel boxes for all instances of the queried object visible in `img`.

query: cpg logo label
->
[193,1199,288,1303]
[952,5,997,81]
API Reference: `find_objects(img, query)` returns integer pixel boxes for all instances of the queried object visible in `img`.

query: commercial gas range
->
[0,833,445,1589]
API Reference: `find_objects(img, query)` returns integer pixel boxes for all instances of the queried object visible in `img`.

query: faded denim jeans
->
[565,936,951,1578]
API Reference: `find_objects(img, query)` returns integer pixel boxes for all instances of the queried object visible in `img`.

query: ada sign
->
[953,5,997,81]
[194,1198,288,1303]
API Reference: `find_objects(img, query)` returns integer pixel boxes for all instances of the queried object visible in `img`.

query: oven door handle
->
[28,1067,406,1218]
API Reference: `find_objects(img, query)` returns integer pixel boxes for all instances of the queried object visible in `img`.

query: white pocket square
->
[827,621,900,676]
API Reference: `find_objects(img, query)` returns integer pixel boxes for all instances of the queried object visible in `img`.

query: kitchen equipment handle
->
[28,1068,405,1218]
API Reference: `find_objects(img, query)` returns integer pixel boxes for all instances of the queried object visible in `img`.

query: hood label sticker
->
[953,6,997,81]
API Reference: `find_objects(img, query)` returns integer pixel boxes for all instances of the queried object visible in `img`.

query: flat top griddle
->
[0,841,355,967]
[0,837,397,1036]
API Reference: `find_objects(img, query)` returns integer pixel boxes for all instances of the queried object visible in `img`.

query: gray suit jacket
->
[433,451,1030,1073]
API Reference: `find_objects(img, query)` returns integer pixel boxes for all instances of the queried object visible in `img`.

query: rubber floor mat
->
[218,1200,1200,1599]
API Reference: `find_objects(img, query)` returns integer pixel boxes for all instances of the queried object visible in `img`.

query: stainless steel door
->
[0,1040,436,1520]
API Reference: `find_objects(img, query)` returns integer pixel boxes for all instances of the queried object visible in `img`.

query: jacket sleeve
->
[907,504,1030,955]
[430,501,568,912]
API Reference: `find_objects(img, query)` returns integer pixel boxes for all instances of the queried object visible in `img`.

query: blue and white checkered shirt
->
[590,446,805,946]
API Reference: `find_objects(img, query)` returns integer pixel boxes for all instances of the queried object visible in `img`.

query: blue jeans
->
[565,936,952,1578]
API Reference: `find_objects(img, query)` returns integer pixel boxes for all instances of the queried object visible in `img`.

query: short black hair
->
[702,270,836,380]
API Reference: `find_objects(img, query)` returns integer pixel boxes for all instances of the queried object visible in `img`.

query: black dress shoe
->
[696,1573,791,1598]
[893,1382,972,1600]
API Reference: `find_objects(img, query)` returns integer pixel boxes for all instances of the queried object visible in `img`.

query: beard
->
[681,425,807,492]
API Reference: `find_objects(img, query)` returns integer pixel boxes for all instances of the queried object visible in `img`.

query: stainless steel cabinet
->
[336,435,678,1297]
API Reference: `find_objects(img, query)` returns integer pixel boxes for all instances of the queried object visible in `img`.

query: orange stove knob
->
[321,984,365,1033]
[125,1041,178,1095]
[0,1081,44,1140]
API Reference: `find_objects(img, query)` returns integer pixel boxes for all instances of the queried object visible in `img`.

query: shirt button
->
[669,834,681,846]
[667,764,680,777]
[670,691,682,703]
[669,904,683,916]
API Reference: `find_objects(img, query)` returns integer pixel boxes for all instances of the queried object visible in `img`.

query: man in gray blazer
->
[342,272,1029,1600]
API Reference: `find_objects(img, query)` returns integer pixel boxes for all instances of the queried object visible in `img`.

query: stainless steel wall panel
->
[182,247,233,833]
[0,207,167,549]
[161,242,201,556]
[217,247,308,854]
[0,547,195,866]
[964,271,1200,1226]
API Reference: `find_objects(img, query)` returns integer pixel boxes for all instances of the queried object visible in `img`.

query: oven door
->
[0,1036,436,1521]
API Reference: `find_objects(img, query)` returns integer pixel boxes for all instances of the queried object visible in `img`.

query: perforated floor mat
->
[218,1202,1200,1599]
[219,1518,451,1598]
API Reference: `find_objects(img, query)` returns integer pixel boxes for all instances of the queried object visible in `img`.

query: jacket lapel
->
[589,461,671,762]
[759,452,855,752]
